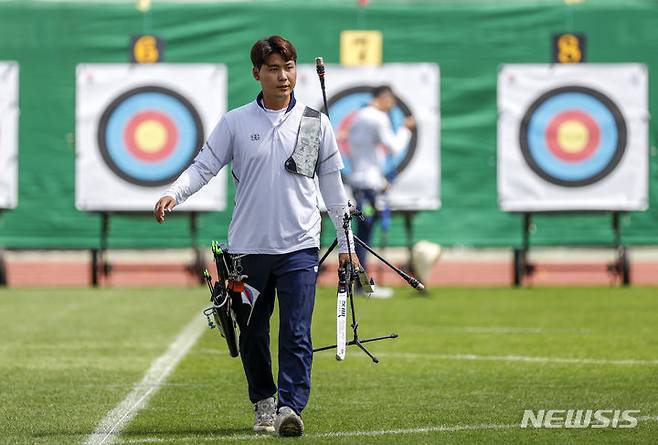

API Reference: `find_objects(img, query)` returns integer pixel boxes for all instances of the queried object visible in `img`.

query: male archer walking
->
[154,36,358,437]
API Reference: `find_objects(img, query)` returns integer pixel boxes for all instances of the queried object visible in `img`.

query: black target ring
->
[519,85,627,187]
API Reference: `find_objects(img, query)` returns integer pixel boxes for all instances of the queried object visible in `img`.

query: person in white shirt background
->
[154,35,358,437]
[346,85,415,297]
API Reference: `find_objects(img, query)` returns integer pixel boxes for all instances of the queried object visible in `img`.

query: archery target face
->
[295,63,440,211]
[76,64,227,211]
[0,62,19,209]
[498,64,648,211]
[97,86,204,187]
[520,86,626,187]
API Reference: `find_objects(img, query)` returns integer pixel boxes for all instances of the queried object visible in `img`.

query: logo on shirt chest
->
[250,133,261,141]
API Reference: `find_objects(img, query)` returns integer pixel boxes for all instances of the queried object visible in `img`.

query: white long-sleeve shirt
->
[164,94,353,254]
[347,105,411,191]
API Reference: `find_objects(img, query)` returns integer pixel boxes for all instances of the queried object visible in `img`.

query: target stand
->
[90,211,205,287]
[498,65,647,288]
[512,211,630,287]
[75,67,228,287]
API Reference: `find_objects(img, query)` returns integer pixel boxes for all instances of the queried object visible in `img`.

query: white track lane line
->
[116,416,658,443]
[376,352,658,366]
[84,315,205,445]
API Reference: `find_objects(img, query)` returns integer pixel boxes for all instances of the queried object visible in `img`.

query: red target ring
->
[123,110,178,162]
[545,110,600,163]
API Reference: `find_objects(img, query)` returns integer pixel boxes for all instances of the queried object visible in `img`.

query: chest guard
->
[285,107,321,178]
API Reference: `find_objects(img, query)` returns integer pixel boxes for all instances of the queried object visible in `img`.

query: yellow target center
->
[557,120,589,153]
[135,120,167,153]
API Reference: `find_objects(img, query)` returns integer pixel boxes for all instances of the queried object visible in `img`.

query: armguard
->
[285,107,321,177]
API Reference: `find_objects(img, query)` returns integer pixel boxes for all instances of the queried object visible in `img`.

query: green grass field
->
[1,286,657,444]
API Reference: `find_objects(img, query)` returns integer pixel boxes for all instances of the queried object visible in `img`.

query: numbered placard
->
[552,33,586,64]
[131,35,165,64]
[340,30,382,66]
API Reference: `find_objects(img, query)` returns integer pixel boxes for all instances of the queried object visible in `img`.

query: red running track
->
[4,258,658,287]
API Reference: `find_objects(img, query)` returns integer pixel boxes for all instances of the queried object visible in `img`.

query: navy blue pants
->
[233,248,318,416]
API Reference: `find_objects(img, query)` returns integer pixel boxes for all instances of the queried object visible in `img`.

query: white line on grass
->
[116,423,518,443]
[207,347,656,367]
[84,315,205,445]
[376,352,658,366]
[444,327,592,334]
[116,416,658,443]
[638,415,658,421]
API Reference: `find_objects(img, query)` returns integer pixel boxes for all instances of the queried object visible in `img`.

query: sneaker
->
[253,397,276,433]
[274,406,304,437]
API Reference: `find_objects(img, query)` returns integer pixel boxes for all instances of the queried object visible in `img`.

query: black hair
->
[250,35,297,69]
[372,85,394,98]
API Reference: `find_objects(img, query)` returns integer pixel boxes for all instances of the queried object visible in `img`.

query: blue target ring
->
[97,86,204,187]
[327,86,417,179]
[520,86,626,187]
